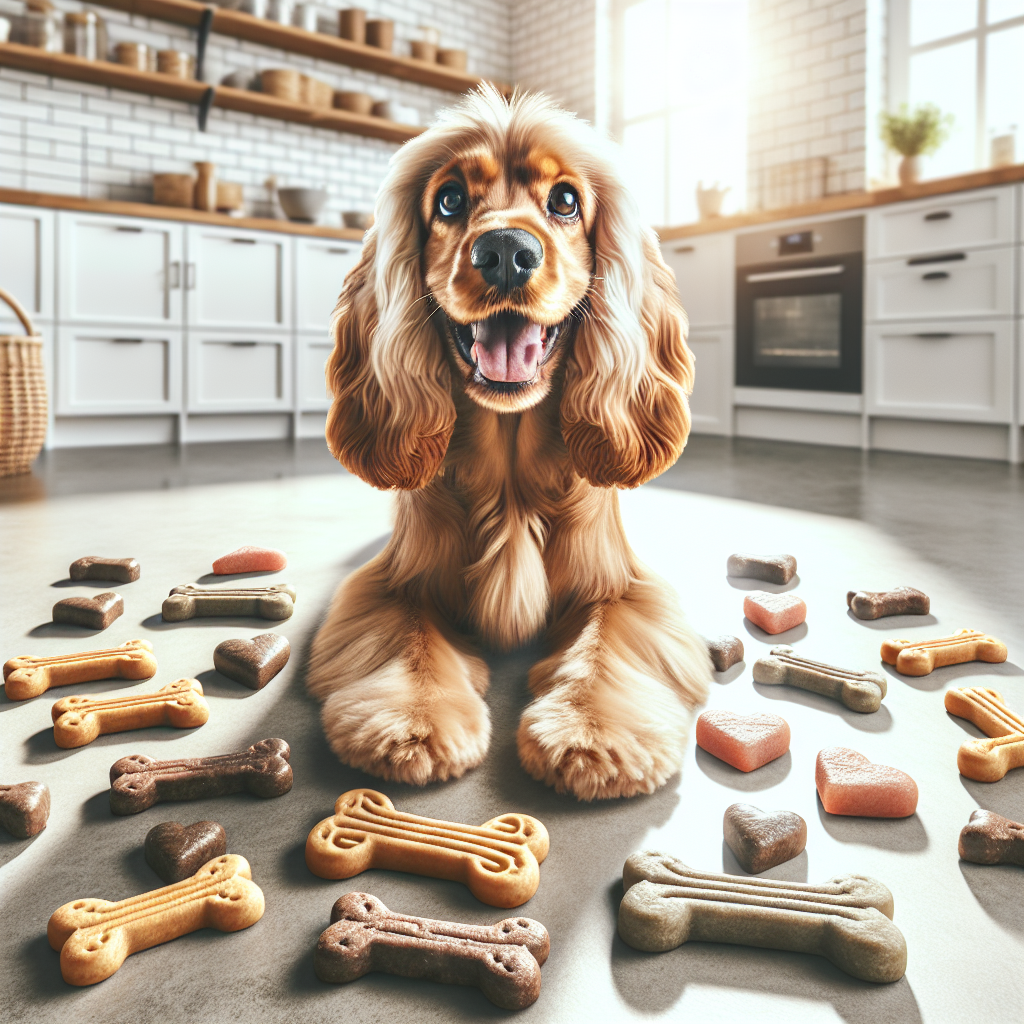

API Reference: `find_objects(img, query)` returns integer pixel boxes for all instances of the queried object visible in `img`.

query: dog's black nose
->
[470,229,543,291]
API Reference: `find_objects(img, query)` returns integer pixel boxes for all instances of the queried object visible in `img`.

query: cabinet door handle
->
[922,271,950,281]
[673,244,695,253]
[907,252,965,265]
[111,337,144,344]
[923,210,952,221]
[115,225,143,233]
[228,341,258,347]
[231,237,257,245]
[913,332,953,339]
[185,263,196,289]
[169,261,181,289]
[328,247,351,255]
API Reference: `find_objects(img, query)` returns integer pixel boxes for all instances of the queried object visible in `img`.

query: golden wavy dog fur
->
[307,86,711,801]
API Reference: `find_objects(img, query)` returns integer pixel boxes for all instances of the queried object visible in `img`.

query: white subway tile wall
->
[747,0,867,208]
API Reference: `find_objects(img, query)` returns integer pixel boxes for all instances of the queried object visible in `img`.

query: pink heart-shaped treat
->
[816,747,918,818]
[744,591,806,635]
[696,710,791,772]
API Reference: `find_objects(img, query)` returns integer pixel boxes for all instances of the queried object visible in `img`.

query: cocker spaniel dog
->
[307,86,711,800]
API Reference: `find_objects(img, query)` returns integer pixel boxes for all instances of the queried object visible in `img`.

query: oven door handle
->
[744,265,845,283]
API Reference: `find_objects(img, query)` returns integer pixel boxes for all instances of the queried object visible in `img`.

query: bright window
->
[614,0,748,226]
[888,0,1024,175]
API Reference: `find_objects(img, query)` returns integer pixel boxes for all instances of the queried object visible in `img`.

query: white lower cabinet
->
[55,325,182,415]
[865,320,1014,424]
[187,331,291,413]
[295,238,360,333]
[297,333,334,411]
[0,204,54,330]
[686,328,733,435]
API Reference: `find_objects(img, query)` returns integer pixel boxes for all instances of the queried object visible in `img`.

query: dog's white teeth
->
[471,322,479,340]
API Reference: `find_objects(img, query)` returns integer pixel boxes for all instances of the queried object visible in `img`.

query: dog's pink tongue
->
[472,316,543,382]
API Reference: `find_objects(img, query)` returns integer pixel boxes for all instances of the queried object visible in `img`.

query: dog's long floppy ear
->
[560,170,694,490]
[325,159,456,491]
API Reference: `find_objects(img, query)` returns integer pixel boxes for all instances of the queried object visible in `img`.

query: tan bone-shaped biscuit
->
[881,628,1007,676]
[315,892,549,1010]
[619,851,906,984]
[752,645,887,713]
[4,640,157,701]
[944,687,1024,782]
[305,789,549,908]
[162,584,296,622]
[47,853,264,986]
[51,678,209,748]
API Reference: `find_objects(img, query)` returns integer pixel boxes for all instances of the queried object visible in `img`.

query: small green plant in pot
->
[880,104,954,185]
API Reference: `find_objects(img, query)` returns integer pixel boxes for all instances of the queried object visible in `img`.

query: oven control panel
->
[737,216,864,266]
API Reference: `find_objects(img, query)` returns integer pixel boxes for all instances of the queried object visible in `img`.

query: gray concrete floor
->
[1,436,1021,1024]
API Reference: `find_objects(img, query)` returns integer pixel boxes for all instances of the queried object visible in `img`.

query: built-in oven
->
[735,216,863,393]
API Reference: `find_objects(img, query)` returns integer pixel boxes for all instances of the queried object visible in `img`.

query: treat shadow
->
[721,839,809,882]
[0,828,42,868]
[195,667,253,699]
[287,923,331,995]
[958,776,1024,820]
[694,746,792,791]
[752,682,893,733]
[816,797,929,851]
[85,724,208,750]
[885,658,1024,692]
[51,577,129,589]
[959,861,1024,933]
[726,574,801,593]
[23,726,77,764]
[122,839,160,888]
[743,619,808,645]
[28,621,106,638]
[80,789,113,823]
[20,932,74,1001]
[845,609,938,630]
[140,613,291,630]
[714,661,746,684]
[194,570,279,584]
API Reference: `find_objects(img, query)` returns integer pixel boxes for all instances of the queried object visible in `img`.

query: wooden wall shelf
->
[0,42,424,142]
[92,0,502,94]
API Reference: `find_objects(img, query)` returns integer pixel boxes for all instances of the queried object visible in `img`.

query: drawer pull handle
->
[230,238,257,245]
[923,211,952,221]
[115,226,143,233]
[922,271,950,281]
[906,252,965,265]
[913,332,953,339]
[111,338,144,344]
[185,263,196,290]
[673,245,696,253]
[168,261,181,289]
[328,247,352,255]
[746,265,843,283]
[227,341,259,347]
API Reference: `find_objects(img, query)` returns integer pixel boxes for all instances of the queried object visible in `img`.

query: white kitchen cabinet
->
[866,247,1015,321]
[58,212,184,326]
[0,204,54,329]
[187,226,291,330]
[297,333,334,411]
[661,231,735,327]
[187,330,291,413]
[295,238,361,333]
[686,328,733,434]
[55,325,182,415]
[866,187,1015,260]
[865,320,1014,424]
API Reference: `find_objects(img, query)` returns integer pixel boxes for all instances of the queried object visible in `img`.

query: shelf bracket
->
[197,86,215,132]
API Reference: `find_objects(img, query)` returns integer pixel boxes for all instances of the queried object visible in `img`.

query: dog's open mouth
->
[448,312,561,391]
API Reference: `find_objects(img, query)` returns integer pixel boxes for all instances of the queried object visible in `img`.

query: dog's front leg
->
[517,567,711,801]
[308,556,490,785]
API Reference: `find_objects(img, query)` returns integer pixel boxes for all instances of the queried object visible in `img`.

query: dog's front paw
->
[516,687,690,801]
[320,660,490,785]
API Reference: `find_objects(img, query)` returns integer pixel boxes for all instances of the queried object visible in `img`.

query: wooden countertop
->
[0,187,366,239]
[656,163,1024,240]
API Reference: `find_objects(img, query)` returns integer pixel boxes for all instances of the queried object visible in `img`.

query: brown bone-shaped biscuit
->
[52,592,124,630]
[69,556,141,584]
[51,678,209,748]
[944,687,1024,782]
[880,628,1007,676]
[846,587,929,620]
[109,737,293,815]
[162,584,296,622]
[619,851,906,984]
[958,809,1024,866]
[47,854,264,986]
[4,639,157,700]
[305,789,549,908]
[0,781,51,838]
[315,892,549,1010]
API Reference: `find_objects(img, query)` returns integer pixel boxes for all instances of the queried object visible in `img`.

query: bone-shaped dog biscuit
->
[315,892,549,1010]
[51,678,208,748]
[109,737,293,815]
[305,789,549,908]
[47,854,264,986]
[881,629,1007,676]
[161,584,296,622]
[752,645,887,713]
[944,687,1024,782]
[619,851,906,984]
[4,640,157,700]
[69,556,140,584]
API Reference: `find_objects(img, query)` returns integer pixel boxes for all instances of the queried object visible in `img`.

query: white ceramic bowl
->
[278,186,327,223]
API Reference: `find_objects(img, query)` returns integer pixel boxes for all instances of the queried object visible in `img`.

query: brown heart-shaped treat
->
[724,802,807,873]
[52,592,124,630]
[213,633,290,690]
[0,781,51,838]
[144,820,227,883]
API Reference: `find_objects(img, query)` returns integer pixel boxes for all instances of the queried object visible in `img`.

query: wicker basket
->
[0,287,47,478]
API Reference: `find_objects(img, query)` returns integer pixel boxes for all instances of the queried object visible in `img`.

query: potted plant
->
[880,104,954,185]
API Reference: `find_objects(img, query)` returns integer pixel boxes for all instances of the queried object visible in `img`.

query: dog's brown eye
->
[437,183,465,218]
[548,185,578,219]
